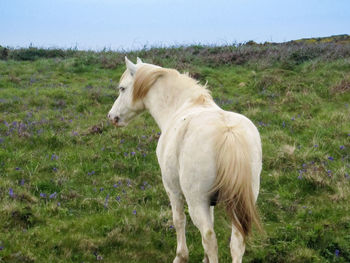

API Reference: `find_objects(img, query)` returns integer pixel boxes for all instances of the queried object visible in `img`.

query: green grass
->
[0,39,350,262]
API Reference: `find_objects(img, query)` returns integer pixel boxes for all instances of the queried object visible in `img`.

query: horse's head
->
[108,57,145,127]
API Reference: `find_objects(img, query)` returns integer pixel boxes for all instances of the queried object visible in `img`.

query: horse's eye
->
[120,87,125,92]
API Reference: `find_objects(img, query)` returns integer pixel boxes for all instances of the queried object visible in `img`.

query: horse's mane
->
[133,66,169,102]
[132,65,212,105]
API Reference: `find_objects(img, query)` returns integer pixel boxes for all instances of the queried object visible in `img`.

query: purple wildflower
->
[72,131,78,136]
[120,139,125,144]
[328,156,334,161]
[169,225,174,229]
[297,175,303,180]
[100,187,104,192]
[113,184,118,188]
[132,210,137,215]
[52,167,57,172]
[345,173,349,179]
[15,167,20,170]
[291,117,295,121]
[20,179,25,186]
[314,144,318,147]
[51,154,59,161]
[116,196,121,202]
[49,192,57,199]
[0,246,3,251]
[57,202,61,206]
[140,186,145,190]
[9,188,14,198]
[104,194,109,208]
[340,145,345,150]
[335,249,340,257]
[124,152,128,157]
[40,193,46,198]
[131,151,136,156]
[282,121,285,128]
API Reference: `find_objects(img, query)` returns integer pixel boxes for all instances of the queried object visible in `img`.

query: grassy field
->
[0,37,350,262]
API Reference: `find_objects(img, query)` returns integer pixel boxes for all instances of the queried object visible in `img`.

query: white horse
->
[108,57,262,263]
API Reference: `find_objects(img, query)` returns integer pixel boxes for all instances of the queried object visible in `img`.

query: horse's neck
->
[143,82,195,131]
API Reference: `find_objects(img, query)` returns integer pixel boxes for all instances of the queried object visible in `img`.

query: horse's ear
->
[136,57,143,64]
[125,56,136,76]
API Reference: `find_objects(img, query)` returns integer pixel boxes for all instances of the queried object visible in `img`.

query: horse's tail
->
[212,122,261,240]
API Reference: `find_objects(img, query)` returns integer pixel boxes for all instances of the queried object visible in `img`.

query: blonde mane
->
[132,65,212,104]
[132,66,166,102]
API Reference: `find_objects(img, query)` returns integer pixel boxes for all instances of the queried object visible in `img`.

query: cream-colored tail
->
[212,123,261,240]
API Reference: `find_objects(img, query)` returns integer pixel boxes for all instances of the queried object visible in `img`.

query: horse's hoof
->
[202,256,209,263]
[173,255,188,263]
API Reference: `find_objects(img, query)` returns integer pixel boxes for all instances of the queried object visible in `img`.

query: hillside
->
[0,37,349,262]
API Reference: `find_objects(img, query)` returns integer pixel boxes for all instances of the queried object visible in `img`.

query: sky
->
[1,0,349,51]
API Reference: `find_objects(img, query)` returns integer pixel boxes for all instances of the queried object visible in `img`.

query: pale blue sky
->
[1,0,349,50]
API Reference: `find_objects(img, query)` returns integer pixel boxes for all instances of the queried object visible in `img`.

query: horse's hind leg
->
[203,206,215,263]
[187,201,218,263]
[230,225,245,263]
[168,192,189,263]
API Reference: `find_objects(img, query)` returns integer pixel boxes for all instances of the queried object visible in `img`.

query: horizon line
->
[1,34,349,53]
